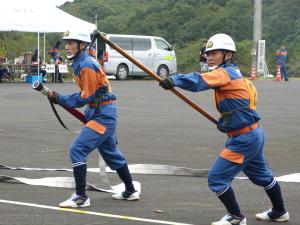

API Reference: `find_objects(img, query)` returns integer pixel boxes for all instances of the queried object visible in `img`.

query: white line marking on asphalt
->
[0,199,193,225]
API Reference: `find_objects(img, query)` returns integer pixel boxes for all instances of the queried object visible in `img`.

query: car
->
[101,34,177,80]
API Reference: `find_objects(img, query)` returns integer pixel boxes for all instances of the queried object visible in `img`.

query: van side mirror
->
[165,46,174,51]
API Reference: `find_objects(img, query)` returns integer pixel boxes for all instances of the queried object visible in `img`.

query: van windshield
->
[155,39,171,50]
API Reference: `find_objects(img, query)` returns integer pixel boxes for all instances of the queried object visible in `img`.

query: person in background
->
[0,57,13,83]
[31,48,42,65]
[87,45,105,68]
[30,48,42,76]
[276,46,289,81]
[40,65,47,83]
[49,41,63,82]
[56,53,64,83]
[87,45,97,58]
[97,50,104,67]
[160,33,289,225]
[199,40,209,73]
[49,41,61,64]
[47,30,139,208]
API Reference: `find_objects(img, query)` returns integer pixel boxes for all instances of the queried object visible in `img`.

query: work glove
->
[159,77,174,90]
[47,91,59,104]
[97,85,109,95]
[92,29,101,39]
[217,125,226,133]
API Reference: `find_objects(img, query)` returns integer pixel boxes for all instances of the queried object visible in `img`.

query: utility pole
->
[251,0,262,75]
[95,14,98,28]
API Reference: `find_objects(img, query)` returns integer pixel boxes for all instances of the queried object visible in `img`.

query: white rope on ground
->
[1,163,298,192]
[0,175,141,194]
[0,161,208,193]
[0,163,209,176]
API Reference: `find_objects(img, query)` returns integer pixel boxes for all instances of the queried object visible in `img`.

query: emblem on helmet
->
[64,30,70,37]
[206,41,213,48]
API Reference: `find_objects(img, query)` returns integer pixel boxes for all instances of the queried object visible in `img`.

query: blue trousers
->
[279,62,288,81]
[208,126,274,193]
[70,125,126,170]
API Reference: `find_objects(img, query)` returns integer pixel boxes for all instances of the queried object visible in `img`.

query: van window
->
[132,38,151,51]
[155,39,170,50]
[109,37,132,50]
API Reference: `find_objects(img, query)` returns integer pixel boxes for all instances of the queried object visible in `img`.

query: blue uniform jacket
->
[57,51,117,133]
[276,48,287,63]
[169,63,260,132]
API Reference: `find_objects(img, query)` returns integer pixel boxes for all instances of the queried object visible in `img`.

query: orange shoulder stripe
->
[201,68,231,88]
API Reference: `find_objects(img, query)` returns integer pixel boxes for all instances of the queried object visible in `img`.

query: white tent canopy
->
[0,0,96,75]
[0,0,96,33]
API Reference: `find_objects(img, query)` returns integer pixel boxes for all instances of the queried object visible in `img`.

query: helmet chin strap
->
[209,51,227,71]
[221,50,228,65]
[208,65,218,71]
[66,54,75,60]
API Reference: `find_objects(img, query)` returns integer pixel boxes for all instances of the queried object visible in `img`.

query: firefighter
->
[49,41,64,82]
[48,30,139,208]
[276,46,289,81]
[199,40,209,72]
[160,33,289,225]
[0,56,13,83]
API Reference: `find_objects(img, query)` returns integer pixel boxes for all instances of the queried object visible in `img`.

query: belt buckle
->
[227,131,234,138]
[227,133,233,138]
[227,130,240,138]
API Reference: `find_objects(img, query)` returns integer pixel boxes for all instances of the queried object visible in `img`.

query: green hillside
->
[1,0,300,76]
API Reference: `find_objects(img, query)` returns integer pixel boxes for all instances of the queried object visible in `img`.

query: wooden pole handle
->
[97,32,218,125]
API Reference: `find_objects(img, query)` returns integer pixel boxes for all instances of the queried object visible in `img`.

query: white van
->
[102,34,177,80]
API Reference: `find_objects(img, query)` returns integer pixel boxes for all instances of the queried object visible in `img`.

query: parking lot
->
[0,79,299,225]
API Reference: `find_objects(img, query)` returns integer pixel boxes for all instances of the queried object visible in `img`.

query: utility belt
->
[88,100,113,108]
[227,122,259,138]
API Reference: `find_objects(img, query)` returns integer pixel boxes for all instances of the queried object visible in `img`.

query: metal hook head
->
[32,80,43,91]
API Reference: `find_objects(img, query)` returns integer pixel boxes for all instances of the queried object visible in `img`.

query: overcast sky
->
[11,0,74,7]
[50,0,74,6]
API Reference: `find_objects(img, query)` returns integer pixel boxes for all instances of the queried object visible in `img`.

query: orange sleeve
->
[201,68,231,88]
[80,68,99,99]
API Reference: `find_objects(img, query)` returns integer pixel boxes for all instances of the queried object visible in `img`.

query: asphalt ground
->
[0,79,299,225]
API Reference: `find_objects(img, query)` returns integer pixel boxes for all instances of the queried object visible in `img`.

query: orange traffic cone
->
[276,65,281,81]
[251,64,256,80]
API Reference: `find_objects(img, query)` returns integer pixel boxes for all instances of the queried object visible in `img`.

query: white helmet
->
[205,33,236,53]
[62,30,91,43]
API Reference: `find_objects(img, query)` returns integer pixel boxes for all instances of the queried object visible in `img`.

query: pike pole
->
[90,30,218,125]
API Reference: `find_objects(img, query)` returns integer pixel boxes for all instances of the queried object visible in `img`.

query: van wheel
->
[157,65,169,79]
[116,64,129,80]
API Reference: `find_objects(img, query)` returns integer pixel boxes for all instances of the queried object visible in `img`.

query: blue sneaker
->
[211,214,246,225]
[59,193,90,208]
